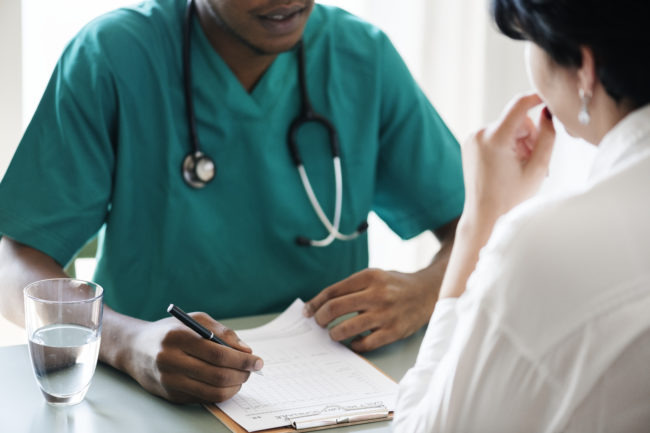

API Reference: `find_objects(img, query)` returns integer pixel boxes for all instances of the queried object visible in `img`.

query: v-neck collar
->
[191,15,296,117]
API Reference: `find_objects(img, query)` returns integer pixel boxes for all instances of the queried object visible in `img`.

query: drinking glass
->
[24,278,103,406]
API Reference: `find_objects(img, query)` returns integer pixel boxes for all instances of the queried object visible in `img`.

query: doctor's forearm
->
[0,237,147,380]
[0,237,68,327]
[98,307,149,374]
[417,217,458,299]
[393,217,457,327]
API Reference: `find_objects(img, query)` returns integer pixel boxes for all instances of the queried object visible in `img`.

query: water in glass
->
[28,323,100,404]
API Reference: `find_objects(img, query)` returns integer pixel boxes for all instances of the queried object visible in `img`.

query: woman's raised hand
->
[461,93,556,227]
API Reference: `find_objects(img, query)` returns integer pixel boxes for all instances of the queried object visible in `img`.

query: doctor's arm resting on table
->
[0,238,264,404]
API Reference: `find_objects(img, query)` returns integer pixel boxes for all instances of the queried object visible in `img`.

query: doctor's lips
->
[257,4,308,29]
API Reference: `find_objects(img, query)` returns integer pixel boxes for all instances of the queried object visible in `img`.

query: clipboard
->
[203,357,396,432]
[205,403,393,433]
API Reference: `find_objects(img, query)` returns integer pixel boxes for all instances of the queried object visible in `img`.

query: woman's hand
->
[438,94,555,300]
[461,93,556,229]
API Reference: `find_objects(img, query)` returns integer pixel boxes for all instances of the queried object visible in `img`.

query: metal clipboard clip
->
[289,404,390,430]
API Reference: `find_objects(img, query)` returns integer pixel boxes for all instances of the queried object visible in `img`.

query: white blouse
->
[394,105,650,433]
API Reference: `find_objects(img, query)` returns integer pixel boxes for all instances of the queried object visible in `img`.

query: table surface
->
[0,312,424,433]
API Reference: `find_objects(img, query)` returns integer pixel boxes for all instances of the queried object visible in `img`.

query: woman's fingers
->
[460,93,556,225]
[525,107,556,178]
[494,93,543,139]
[515,115,538,160]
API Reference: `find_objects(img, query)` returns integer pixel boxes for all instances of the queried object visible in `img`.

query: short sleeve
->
[372,34,464,239]
[0,28,116,266]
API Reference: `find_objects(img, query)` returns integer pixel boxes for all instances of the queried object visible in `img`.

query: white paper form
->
[215,299,398,432]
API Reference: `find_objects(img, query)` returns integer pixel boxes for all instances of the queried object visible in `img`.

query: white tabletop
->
[0,312,424,433]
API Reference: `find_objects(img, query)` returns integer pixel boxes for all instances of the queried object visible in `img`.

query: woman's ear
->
[577,46,596,94]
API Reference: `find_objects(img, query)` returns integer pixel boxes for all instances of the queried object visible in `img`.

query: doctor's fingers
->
[156,346,252,385]
[304,268,385,318]
[158,371,244,404]
[327,309,384,343]
[161,329,262,374]
[311,285,390,328]
[350,328,398,353]
[188,312,253,353]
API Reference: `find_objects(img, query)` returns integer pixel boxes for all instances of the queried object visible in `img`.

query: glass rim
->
[23,278,104,304]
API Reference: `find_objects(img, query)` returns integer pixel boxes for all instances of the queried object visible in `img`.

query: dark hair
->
[491,0,650,108]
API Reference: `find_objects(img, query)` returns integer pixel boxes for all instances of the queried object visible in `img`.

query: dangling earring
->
[578,88,592,125]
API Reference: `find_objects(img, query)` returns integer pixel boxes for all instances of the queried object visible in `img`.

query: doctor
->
[0,0,463,403]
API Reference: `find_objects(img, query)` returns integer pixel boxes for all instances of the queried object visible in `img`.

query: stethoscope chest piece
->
[182,151,216,188]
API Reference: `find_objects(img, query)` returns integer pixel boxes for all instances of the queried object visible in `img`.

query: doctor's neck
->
[194,0,313,93]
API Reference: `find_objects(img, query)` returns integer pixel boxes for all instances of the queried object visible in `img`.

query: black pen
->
[167,304,263,375]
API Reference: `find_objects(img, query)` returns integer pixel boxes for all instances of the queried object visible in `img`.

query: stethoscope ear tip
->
[357,221,369,233]
[295,236,312,247]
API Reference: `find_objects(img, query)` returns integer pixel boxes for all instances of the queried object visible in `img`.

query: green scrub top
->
[0,0,464,321]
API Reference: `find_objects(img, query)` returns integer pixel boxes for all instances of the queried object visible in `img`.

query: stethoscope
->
[180,0,367,247]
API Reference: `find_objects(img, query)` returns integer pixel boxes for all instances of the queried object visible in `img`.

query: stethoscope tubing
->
[297,157,363,247]
[183,0,200,156]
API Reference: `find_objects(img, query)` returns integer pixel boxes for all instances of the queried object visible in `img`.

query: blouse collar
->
[589,104,650,181]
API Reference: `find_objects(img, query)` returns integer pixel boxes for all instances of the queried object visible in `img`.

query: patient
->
[394,0,650,431]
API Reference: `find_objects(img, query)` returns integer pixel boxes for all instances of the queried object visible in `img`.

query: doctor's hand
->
[303,268,439,352]
[109,313,263,404]
[461,93,555,228]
